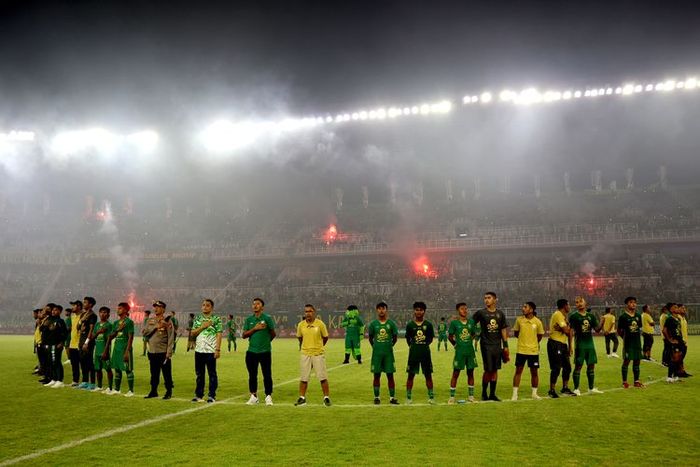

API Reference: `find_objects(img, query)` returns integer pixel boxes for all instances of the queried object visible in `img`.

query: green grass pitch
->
[0,335,698,466]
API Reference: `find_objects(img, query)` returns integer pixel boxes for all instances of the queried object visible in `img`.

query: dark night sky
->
[1,0,700,124]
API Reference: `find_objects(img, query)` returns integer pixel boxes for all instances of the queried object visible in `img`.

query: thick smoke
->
[99,201,140,292]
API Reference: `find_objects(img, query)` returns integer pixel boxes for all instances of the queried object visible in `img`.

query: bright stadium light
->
[499,90,514,102]
[663,80,676,91]
[419,104,430,114]
[622,84,634,95]
[199,120,265,153]
[51,128,118,155]
[359,111,368,120]
[480,92,492,103]
[376,108,387,119]
[574,90,582,98]
[562,90,572,100]
[685,77,698,90]
[0,130,36,142]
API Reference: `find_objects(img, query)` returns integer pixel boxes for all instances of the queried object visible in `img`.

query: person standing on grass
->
[226,314,238,352]
[67,300,83,386]
[294,304,331,406]
[547,298,574,398]
[340,305,364,364]
[190,298,223,403]
[78,297,98,390]
[41,304,68,388]
[141,309,151,357]
[143,301,175,400]
[93,306,113,393]
[662,305,685,383]
[448,302,479,404]
[641,305,655,361]
[511,302,544,401]
[108,302,135,397]
[617,296,645,389]
[472,292,510,402]
[437,317,449,352]
[368,301,399,405]
[405,301,435,404]
[569,297,604,396]
[601,307,620,358]
[243,298,276,406]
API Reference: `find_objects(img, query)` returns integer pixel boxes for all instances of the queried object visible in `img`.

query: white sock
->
[512,387,518,397]
[532,387,538,397]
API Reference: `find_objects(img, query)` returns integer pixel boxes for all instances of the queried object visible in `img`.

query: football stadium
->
[0,1,699,466]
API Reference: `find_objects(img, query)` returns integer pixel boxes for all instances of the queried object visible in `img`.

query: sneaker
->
[673,376,680,383]
[548,389,559,399]
[606,354,612,358]
[511,395,518,401]
[191,397,203,403]
[389,398,399,405]
[447,397,456,405]
[572,389,581,396]
[489,395,502,402]
[405,399,413,405]
[633,381,646,388]
[52,381,64,388]
[38,379,51,385]
[246,395,259,405]
[103,388,112,394]
[70,382,80,388]
[428,398,436,405]
[295,397,307,406]
[531,393,542,400]
[611,353,619,358]
[124,391,134,397]
[560,387,574,396]
[76,382,88,389]
[374,397,380,405]
[264,395,273,406]
[589,387,604,394]
[467,395,475,403]
[92,386,103,392]
[323,397,332,407]
[43,380,56,387]
[162,392,172,400]
[207,397,216,403]
[666,377,675,383]
[622,382,630,389]
[109,390,120,395]
[63,359,70,365]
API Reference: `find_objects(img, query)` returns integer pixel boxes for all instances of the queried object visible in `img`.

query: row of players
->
[32,293,690,404]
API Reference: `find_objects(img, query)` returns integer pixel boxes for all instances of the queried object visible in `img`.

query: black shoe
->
[389,398,399,405]
[295,397,307,406]
[357,359,362,364]
[342,360,350,365]
[560,387,574,396]
[548,389,559,399]
[207,397,216,403]
[144,393,158,399]
[374,397,380,405]
[323,397,332,407]
[38,379,51,384]
[481,394,489,401]
[162,392,172,400]
[489,395,502,402]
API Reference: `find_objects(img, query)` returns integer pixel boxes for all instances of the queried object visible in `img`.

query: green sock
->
[406,389,412,400]
[468,386,474,396]
[373,386,380,397]
[587,369,595,389]
[573,370,581,390]
[127,371,134,392]
[428,388,434,399]
[633,365,640,382]
[389,387,395,398]
[450,387,456,397]
[115,371,122,391]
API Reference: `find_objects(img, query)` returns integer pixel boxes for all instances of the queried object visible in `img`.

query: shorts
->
[515,353,540,369]
[574,346,598,366]
[345,334,361,349]
[94,349,111,371]
[228,334,236,341]
[438,334,448,341]
[642,333,654,351]
[111,348,133,372]
[453,347,478,371]
[623,340,642,361]
[480,345,502,373]
[547,339,570,373]
[407,346,433,375]
[300,354,328,382]
[371,351,395,374]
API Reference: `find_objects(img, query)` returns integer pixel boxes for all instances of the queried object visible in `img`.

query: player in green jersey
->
[109,302,135,396]
[341,305,364,364]
[226,314,237,352]
[617,296,645,389]
[405,301,435,404]
[367,301,399,405]
[569,297,603,395]
[437,317,448,351]
[448,303,478,404]
[93,306,114,393]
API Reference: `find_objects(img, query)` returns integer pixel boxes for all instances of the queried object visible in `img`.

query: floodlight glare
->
[562,90,572,100]
[0,130,35,142]
[480,92,492,103]
[574,90,582,98]
[126,130,159,153]
[200,120,262,153]
[685,78,697,90]
[51,128,118,155]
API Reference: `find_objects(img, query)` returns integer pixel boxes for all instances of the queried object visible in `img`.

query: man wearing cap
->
[78,297,98,389]
[143,301,174,399]
[190,298,223,403]
[67,300,83,386]
[109,302,136,396]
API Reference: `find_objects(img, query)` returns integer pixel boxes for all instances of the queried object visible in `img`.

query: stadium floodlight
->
[376,108,387,119]
[419,104,430,115]
[574,90,582,98]
[402,107,411,115]
[351,112,359,120]
[634,84,643,93]
[368,110,377,120]
[126,130,159,154]
[605,88,613,95]
[51,128,118,155]
[615,87,623,94]
[432,100,452,113]
[0,130,35,142]
[622,84,634,95]
[514,88,542,105]
[685,77,697,90]
[499,90,514,102]
[654,82,665,91]
[388,107,400,118]
[562,90,572,100]
[359,111,368,120]
[199,120,264,153]
[645,84,654,91]
[480,92,492,103]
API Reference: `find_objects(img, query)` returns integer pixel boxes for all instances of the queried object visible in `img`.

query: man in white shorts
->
[295,304,331,406]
